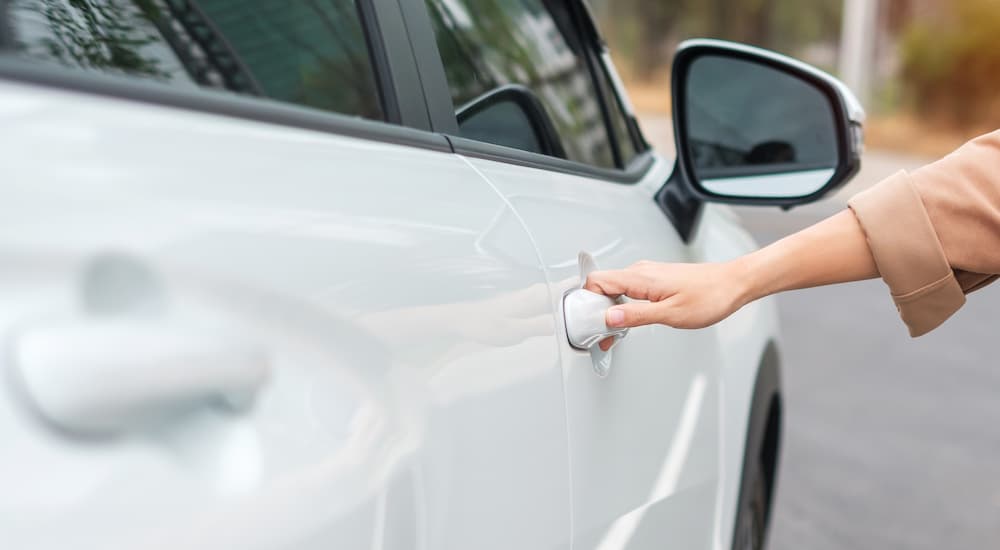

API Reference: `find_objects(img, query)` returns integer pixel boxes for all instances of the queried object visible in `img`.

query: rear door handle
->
[9,318,270,436]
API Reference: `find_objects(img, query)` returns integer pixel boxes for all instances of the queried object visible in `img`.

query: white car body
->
[0,77,778,550]
[0,4,794,550]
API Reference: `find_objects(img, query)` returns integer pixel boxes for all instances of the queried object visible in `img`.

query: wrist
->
[729,249,773,307]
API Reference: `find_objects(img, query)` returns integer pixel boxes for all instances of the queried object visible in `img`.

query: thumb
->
[606,301,665,329]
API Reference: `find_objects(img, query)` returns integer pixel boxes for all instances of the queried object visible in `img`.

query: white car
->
[0,1,863,550]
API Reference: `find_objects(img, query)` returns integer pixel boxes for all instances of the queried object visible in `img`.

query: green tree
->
[13,0,172,78]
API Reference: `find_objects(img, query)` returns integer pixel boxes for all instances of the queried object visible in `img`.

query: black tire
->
[733,344,782,550]
[731,462,769,550]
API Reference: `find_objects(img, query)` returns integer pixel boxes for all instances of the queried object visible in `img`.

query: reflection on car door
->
[467,155,725,550]
[417,0,725,545]
[0,82,572,550]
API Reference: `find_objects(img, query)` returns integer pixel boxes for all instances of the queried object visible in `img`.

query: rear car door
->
[0,2,571,549]
[411,1,725,548]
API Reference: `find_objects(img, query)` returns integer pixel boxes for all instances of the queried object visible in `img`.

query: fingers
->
[598,336,615,351]
[584,262,691,330]
[584,268,659,300]
[605,300,669,329]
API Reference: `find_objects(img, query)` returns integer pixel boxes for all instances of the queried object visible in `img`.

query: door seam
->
[456,154,577,550]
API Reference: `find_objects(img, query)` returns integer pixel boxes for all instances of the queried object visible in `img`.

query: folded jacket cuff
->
[848,170,965,337]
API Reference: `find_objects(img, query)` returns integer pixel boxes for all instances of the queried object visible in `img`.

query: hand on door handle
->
[9,318,270,436]
[562,252,630,378]
[563,288,629,350]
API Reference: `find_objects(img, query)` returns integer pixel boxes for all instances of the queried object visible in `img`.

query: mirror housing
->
[670,39,865,207]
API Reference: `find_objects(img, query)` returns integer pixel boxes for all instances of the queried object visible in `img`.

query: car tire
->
[731,462,769,550]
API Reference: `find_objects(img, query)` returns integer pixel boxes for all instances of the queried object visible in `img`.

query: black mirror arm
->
[656,162,704,243]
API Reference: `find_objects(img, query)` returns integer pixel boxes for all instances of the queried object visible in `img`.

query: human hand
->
[583,210,882,349]
[584,260,751,350]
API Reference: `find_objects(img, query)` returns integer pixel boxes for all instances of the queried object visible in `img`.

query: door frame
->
[398,0,657,184]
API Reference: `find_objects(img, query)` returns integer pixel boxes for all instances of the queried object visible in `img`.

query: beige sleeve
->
[848,129,1000,337]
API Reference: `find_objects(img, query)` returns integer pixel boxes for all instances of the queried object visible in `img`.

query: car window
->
[593,62,639,164]
[3,0,383,120]
[425,0,616,168]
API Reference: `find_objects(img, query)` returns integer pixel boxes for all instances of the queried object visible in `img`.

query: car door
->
[0,2,571,549]
[413,1,724,548]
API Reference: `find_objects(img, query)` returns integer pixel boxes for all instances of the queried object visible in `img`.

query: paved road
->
[639,116,1000,549]
[737,202,1000,550]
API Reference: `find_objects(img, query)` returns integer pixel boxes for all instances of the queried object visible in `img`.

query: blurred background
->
[589,1,1000,549]
[592,0,1000,156]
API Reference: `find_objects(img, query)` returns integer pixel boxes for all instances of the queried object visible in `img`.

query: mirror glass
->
[684,55,838,198]
[458,97,544,155]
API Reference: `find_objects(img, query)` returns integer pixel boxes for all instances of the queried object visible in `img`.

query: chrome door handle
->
[563,288,629,350]
[9,318,270,436]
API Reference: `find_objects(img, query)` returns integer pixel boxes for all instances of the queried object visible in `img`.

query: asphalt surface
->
[640,115,1000,549]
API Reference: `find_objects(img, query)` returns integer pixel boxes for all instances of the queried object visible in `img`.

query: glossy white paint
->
[11,316,271,435]
[0,77,779,550]
[689,204,781,550]
[463,153,729,550]
[0,80,572,550]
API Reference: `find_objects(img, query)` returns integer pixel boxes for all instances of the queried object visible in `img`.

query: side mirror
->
[456,84,566,159]
[671,39,865,207]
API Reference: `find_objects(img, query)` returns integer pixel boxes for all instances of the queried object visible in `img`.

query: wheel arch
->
[732,340,783,547]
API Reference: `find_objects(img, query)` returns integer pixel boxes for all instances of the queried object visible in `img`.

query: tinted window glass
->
[197,0,381,119]
[594,62,638,164]
[4,0,383,120]
[425,0,615,168]
[7,1,204,88]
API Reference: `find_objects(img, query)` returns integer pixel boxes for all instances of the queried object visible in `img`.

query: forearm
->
[735,209,879,304]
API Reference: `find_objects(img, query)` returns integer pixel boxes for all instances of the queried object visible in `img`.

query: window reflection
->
[198,0,382,119]
[10,0,204,86]
[426,0,615,168]
[5,0,383,120]
[594,60,639,163]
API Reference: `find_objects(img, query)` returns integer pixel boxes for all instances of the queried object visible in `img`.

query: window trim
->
[0,0,658,184]
[358,0,434,129]
[0,56,452,152]
[404,0,653,185]
[0,1,12,50]
[394,0,459,135]
[450,134,655,184]
[356,0,402,124]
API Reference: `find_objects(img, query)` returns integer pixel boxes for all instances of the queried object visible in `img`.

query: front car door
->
[0,2,572,549]
[410,1,724,548]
